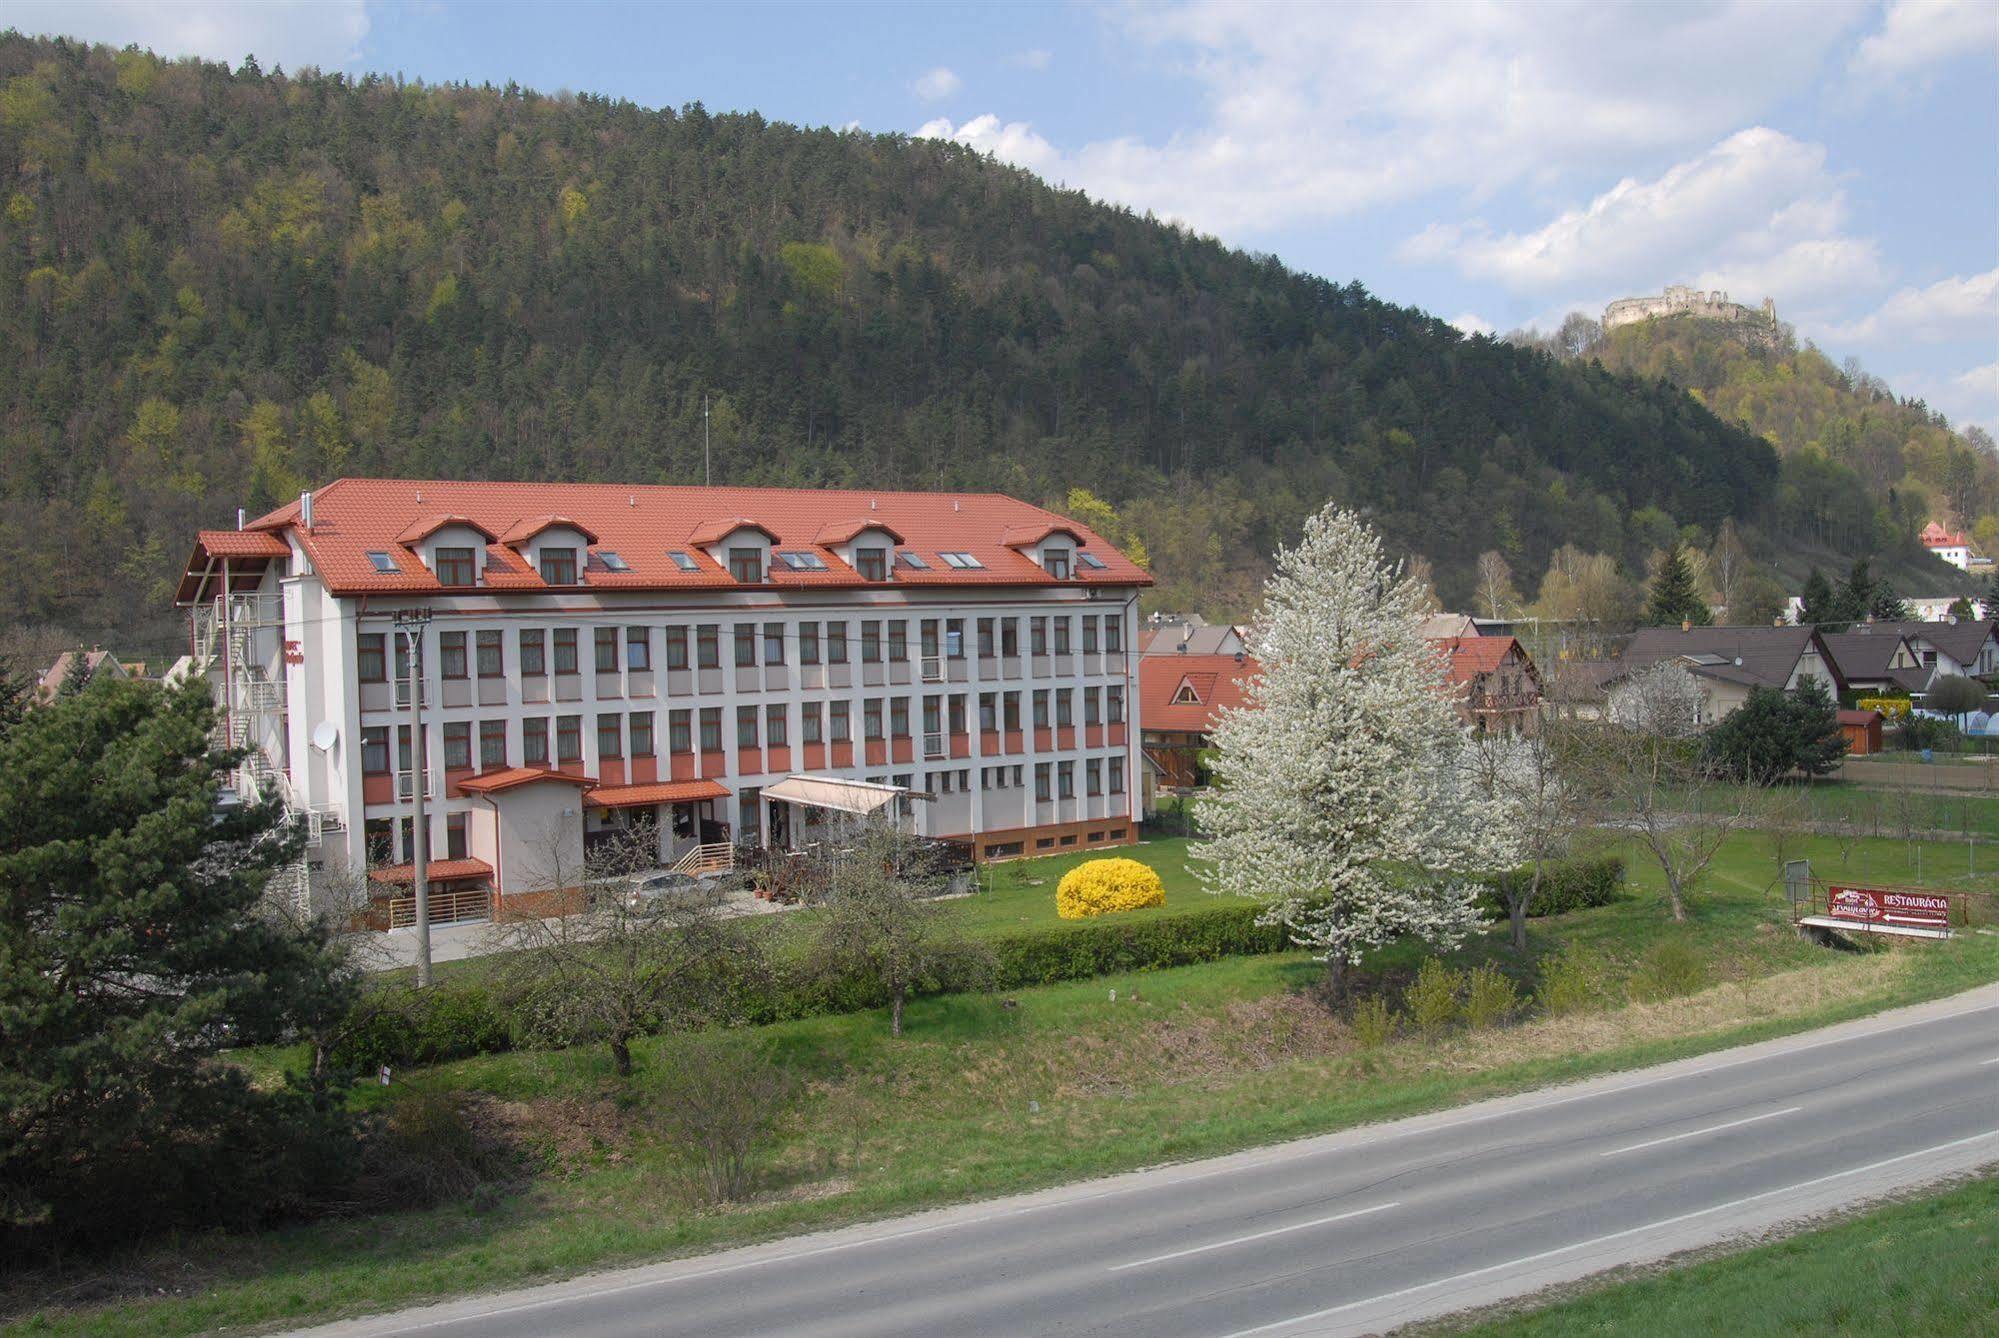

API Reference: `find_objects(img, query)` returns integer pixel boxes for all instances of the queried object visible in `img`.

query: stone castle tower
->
[1603,284,1777,334]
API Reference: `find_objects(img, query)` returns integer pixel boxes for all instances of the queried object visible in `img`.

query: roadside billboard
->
[1825,885,1952,929]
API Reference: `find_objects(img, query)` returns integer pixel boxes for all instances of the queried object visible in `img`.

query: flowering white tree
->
[1194,505,1512,996]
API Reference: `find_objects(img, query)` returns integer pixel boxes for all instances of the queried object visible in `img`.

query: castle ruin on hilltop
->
[1603,285,1777,333]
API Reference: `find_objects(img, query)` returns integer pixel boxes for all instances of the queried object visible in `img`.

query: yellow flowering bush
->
[1856,696,1911,719]
[1055,857,1165,919]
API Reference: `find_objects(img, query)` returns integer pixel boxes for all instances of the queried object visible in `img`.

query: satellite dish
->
[1734,657,1743,667]
[311,721,340,752]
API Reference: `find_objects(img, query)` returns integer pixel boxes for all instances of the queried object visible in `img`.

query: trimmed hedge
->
[1475,856,1625,921]
[332,899,1292,1072]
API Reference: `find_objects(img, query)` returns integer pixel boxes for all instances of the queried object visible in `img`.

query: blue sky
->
[19,0,1999,434]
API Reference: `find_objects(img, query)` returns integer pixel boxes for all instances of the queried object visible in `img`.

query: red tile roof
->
[499,513,600,545]
[1138,653,1260,732]
[368,857,493,884]
[457,766,596,794]
[1432,635,1539,685]
[585,779,730,808]
[195,529,291,558]
[812,518,905,545]
[999,521,1084,548]
[397,514,497,544]
[218,479,1149,597]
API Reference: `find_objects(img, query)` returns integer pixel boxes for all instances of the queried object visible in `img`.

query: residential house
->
[1818,628,1932,697]
[1433,636,1542,734]
[176,479,1150,929]
[1139,616,1248,658]
[1602,624,1846,726]
[1879,619,1999,681]
[34,648,130,704]
[1138,652,1258,790]
[1919,521,1993,573]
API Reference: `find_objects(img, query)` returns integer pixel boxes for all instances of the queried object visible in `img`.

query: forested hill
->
[1,36,1784,654]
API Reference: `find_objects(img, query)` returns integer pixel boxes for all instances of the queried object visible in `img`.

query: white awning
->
[764,774,921,815]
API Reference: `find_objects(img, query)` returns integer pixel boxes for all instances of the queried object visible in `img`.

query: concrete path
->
[294,985,1999,1338]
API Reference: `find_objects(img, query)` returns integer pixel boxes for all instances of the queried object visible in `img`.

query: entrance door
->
[767,798,793,851]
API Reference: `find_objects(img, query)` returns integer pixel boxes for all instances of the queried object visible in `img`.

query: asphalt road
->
[301,985,1999,1338]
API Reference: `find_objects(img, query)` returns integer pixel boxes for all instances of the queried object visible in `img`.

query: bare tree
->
[807,816,985,1037]
[1470,725,1582,951]
[1473,550,1523,622]
[496,822,768,1076]
[1708,519,1750,619]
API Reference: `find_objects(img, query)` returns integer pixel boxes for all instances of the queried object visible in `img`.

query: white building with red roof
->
[1919,520,1991,572]
[177,479,1149,927]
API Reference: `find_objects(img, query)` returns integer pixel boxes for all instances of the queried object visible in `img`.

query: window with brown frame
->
[435,546,477,587]
[829,700,850,742]
[630,711,654,756]
[540,547,578,585]
[668,709,692,753]
[439,632,467,679]
[522,717,549,766]
[736,705,759,749]
[855,547,888,581]
[626,627,651,671]
[728,547,762,583]
[553,628,578,674]
[361,726,390,775]
[479,719,507,769]
[594,627,619,673]
[556,715,581,763]
[698,707,722,752]
[665,625,689,670]
[476,630,503,677]
[597,713,622,758]
[446,812,468,860]
[766,704,788,747]
[443,721,471,770]
[519,629,545,676]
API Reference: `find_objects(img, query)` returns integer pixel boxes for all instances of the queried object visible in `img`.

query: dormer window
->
[729,548,763,583]
[856,547,889,581]
[435,547,477,587]
[540,547,578,585]
[367,551,401,574]
[1045,548,1073,580]
[1172,679,1201,705]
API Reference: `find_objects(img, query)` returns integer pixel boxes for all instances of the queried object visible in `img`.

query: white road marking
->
[1108,1203,1401,1272]
[1213,1127,1999,1338]
[1980,1056,1999,1066]
[1599,1106,1803,1158]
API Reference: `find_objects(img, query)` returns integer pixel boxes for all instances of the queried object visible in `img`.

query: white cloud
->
[912,66,963,102]
[6,0,369,70]
[1012,49,1053,71]
[1403,128,1884,316]
[1826,268,1999,343]
[1448,312,1495,337]
[1851,0,1998,84]
[916,114,1065,177]
[914,1,1871,238]
[1900,362,1999,438]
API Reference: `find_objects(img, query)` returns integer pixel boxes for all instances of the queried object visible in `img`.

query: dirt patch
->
[1054,992,1352,1096]
[463,1093,631,1176]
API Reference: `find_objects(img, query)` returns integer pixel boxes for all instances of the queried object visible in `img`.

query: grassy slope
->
[1431,1176,1999,1338]
[8,828,1998,1337]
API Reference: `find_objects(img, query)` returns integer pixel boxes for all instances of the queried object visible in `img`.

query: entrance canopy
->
[585,778,729,809]
[764,774,924,815]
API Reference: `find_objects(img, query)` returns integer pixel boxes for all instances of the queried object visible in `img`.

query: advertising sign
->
[1825,885,1952,929]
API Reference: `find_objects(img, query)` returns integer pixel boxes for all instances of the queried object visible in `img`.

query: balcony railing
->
[923,731,948,759]
[395,770,432,801]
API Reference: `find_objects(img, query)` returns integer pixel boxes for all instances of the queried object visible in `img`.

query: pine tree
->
[1798,568,1833,625]
[1831,557,1877,627]
[0,679,357,1250]
[1646,540,1711,626]
[1194,505,1509,996]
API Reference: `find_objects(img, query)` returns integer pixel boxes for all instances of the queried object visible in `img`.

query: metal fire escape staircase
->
[191,594,339,915]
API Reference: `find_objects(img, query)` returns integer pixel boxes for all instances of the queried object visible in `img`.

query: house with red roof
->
[1432,636,1543,734]
[177,479,1150,929]
[1138,652,1259,790]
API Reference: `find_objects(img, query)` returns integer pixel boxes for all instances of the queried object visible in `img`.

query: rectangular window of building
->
[523,717,549,766]
[1053,618,1071,654]
[887,620,908,661]
[890,697,909,739]
[1001,618,1019,657]
[556,715,582,763]
[699,707,722,752]
[361,726,390,775]
[921,619,939,659]
[665,625,689,670]
[397,725,413,775]
[979,692,997,731]
[597,713,622,758]
[734,624,757,668]
[728,548,762,583]
[626,627,651,671]
[1105,617,1122,653]
[830,700,850,741]
[1110,757,1126,793]
[1056,690,1073,727]
[446,812,468,860]
[1033,690,1049,728]
[923,695,943,739]
[435,546,477,587]
[479,719,507,768]
[827,621,848,663]
[977,618,995,657]
[476,630,503,677]
[856,547,888,581]
[947,694,967,735]
[669,550,698,572]
[540,547,577,585]
[697,624,720,669]
[766,704,788,747]
[1058,761,1075,799]
[1087,758,1102,796]
[859,620,881,663]
[520,629,545,676]
[763,622,786,665]
[1030,617,1047,655]
[553,628,578,674]
[801,702,823,744]
[1003,692,1021,730]
[630,711,654,756]
[799,622,820,664]
[1083,617,1099,654]
[365,818,394,866]
[443,721,471,770]
[1085,687,1101,726]
[358,633,387,683]
[669,709,692,753]
[945,618,965,659]
[1035,763,1051,802]
[864,699,884,741]
[1046,549,1072,580]
[594,627,619,673]
[737,705,759,749]
[439,632,467,679]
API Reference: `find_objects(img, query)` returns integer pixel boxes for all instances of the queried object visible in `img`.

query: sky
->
[16,0,1999,435]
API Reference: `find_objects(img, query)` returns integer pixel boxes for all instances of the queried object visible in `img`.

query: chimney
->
[300,490,314,531]
[236,507,246,531]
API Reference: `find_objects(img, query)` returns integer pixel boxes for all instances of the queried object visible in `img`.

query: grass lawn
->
[10,824,1999,1338]
[1428,1175,1999,1337]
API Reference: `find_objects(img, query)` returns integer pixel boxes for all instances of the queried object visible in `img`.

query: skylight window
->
[668,550,699,571]
[1077,551,1106,570]
[777,550,828,571]
[596,551,631,572]
[896,550,930,570]
[939,552,984,569]
[367,551,400,573]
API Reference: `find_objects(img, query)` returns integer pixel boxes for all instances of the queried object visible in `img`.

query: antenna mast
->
[703,393,711,487]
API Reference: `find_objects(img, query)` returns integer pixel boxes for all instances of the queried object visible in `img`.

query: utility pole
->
[703,393,711,487]
[394,606,435,987]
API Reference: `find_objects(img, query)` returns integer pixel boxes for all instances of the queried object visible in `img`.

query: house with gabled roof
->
[1433,635,1542,734]
[1138,652,1258,790]
[1604,624,1845,726]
